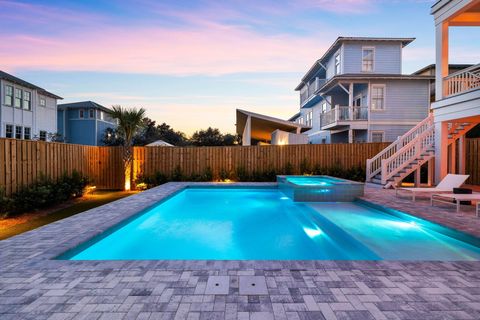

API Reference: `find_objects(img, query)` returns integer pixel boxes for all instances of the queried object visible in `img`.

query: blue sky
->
[1,0,479,134]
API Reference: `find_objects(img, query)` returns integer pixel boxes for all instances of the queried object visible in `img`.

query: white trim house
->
[0,71,62,141]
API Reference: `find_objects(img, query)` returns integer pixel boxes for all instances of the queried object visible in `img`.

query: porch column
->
[427,158,434,186]
[296,127,301,134]
[435,22,449,100]
[450,139,456,173]
[242,115,251,146]
[458,135,466,174]
[434,121,448,183]
[348,129,353,144]
[348,83,354,120]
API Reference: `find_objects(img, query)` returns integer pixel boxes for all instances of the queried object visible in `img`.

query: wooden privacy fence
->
[0,139,124,195]
[133,143,390,180]
[1,138,479,196]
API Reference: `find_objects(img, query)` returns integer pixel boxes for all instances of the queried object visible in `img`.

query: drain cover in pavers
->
[205,276,230,295]
[239,276,268,295]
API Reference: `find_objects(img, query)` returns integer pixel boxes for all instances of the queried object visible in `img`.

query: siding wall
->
[343,42,402,74]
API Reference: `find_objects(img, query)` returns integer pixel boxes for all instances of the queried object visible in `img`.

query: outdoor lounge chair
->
[395,174,470,201]
[431,193,480,217]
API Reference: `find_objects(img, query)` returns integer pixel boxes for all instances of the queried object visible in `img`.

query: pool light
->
[303,227,323,238]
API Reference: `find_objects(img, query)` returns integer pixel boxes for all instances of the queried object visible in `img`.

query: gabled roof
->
[58,101,114,114]
[296,37,416,91]
[0,70,62,99]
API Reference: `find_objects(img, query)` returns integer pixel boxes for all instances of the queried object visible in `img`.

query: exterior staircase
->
[366,114,435,188]
[366,114,477,188]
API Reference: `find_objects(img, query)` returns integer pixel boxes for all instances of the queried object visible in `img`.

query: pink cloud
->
[0,23,332,75]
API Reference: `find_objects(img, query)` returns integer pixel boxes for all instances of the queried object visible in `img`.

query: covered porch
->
[236,109,310,146]
[318,80,369,142]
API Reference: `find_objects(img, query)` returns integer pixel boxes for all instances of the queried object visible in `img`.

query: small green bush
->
[1,171,89,217]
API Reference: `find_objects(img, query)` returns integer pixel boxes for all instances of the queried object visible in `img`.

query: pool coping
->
[1,182,480,273]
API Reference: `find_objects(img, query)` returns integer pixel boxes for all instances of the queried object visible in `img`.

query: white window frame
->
[4,85,13,106]
[306,110,313,127]
[362,46,375,72]
[371,131,385,143]
[321,101,327,113]
[79,109,85,119]
[370,84,386,111]
[5,124,13,138]
[23,91,32,110]
[334,53,341,75]
[39,96,46,107]
[89,109,95,118]
[15,125,23,139]
[14,88,22,108]
[24,127,31,140]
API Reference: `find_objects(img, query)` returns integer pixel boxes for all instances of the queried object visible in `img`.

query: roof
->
[288,112,301,121]
[412,64,474,75]
[0,70,62,99]
[58,101,114,113]
[296,37,416,91]
[317,73,434,94]
[146,140,174,147]
[236,109,310,141]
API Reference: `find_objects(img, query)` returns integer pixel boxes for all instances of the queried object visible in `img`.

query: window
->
[306,111,313,127]
[321,102,327,113]
[39,131,47,141]
[371,85,385,110]
[297,117,304,125]
[100,111,104,120]
[4,85,13,106]
[79,109,85,118]
[24,127,31,140]
[335,53,341,75]
[15,126,22,139]
[5,124,13,138]
[23,91,31,110]
[89,109,95,118]
[14,88,22,108]
[371,131,384,143]
[39,97,46,107]
[362,47,374,72]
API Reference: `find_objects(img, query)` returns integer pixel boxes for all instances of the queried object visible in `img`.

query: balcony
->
[300,77,326,107]
[443,64,480,98]
[320,106,368,129]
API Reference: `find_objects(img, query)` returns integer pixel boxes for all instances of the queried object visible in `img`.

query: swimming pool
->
[60,187,480,261]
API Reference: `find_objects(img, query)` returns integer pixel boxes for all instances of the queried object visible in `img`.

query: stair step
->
[371,178,382,184]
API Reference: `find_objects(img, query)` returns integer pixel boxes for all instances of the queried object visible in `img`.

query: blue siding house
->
[293,37,433,144]
[57,101,118,146]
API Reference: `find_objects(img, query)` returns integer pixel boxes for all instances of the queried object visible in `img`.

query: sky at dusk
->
[1,0,479,135]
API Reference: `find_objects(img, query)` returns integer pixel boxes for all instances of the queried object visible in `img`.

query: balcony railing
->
[444,63,480,97]
[320,106,368,127]
[300,77,326,106]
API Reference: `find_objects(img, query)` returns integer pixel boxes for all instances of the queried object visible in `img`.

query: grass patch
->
[0,190,135,240]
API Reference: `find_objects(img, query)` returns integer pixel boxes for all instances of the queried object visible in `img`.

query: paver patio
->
[0,182,479,320]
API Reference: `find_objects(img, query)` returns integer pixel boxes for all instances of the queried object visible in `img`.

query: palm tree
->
[110,105,146,190]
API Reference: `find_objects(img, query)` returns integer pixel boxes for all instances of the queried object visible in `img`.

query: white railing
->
[300,78,326,106]
[444,63,480,97]
[380,125,435,184]
[320,106,368,127]
[366,113,434,182]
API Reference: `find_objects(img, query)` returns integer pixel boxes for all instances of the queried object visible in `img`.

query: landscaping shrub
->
[0,171,89,218]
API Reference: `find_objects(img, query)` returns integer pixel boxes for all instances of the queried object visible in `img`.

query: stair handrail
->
[380,124,435,185]
[366,113,434,181]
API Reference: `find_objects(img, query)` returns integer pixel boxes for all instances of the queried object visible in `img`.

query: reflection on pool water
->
[61,187,480,261]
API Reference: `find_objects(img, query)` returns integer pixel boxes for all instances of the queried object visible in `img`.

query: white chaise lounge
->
[431,193,480,217]
[395,174,470,201]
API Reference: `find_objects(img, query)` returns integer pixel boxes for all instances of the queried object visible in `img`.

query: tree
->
[190,127,225,146]
[110,105,146,190]
[101,127,124,146]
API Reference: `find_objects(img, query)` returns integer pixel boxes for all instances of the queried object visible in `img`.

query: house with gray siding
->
[0,71,62,141]
[57,101,118,146]
[293,37,433,144]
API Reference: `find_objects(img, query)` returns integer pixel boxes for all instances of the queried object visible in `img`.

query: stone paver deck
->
[0,182,479,320]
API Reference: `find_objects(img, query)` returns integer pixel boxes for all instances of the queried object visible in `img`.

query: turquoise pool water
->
[285,176,343,186]
[64,188,480,261]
